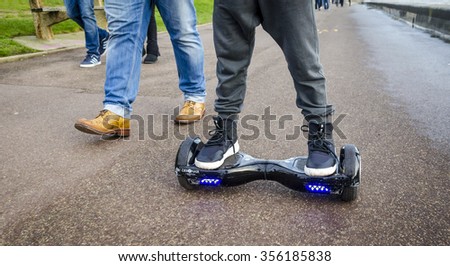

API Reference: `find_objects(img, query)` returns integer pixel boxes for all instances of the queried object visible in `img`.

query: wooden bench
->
[29,0,107,40]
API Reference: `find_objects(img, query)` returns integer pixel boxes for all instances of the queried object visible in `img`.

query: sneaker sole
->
[143,59,158,64]
[80,62,101,68]
[74,123,130,137]
[304,163,338,177]
[194,141,240,170]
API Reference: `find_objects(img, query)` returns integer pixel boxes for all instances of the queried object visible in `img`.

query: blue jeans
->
[103,0,206,118]
[64,0,109,56]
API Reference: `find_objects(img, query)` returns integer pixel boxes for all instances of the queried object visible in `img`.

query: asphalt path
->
[0,4,449,245]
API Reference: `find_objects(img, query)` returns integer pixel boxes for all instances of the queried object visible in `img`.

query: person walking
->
[64,0,109,67]
[74,0,207,137]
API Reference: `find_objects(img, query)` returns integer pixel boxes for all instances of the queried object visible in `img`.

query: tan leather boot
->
[75,110,130,137]
[175,101,206,123]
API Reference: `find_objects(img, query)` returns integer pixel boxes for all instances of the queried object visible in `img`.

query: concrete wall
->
[362,2,450,41]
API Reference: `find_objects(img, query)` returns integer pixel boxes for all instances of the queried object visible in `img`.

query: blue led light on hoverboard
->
[199,177,222,186]
[306,184,331,193]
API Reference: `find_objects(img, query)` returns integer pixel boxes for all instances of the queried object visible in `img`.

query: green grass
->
[194,0,214,25]
[0,0,79,34]
[0,0,213,57]
[153,1,213,32]
[0,0,81,56]
[0,36,35,56]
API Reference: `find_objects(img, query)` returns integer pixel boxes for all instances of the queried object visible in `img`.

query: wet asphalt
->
[0,4,449,245]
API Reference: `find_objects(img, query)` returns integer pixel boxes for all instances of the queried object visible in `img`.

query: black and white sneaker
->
[304,121,338,176]
[195,116,239,169]
[80,54,101,68]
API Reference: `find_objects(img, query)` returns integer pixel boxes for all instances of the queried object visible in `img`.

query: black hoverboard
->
[175,137,361,201]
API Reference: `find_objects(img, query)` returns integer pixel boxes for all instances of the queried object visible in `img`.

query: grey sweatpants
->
[213,0,334,120]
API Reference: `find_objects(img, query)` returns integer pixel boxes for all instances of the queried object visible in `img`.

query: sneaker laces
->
[205,117,237,153]
[206,118,226,146]
[302,124,337,159]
